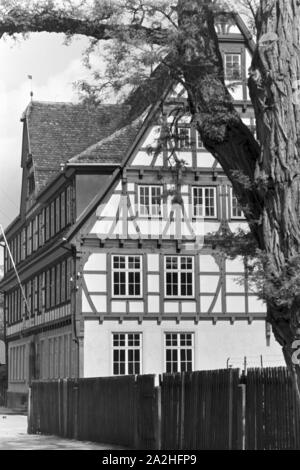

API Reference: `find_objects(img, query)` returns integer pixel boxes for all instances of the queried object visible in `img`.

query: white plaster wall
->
[83,319,285,378]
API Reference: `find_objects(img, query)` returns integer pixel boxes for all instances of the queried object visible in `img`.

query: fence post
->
[133,377,139,449]
[237,384,246,450]
[179,373,185,450]
[155,386,162,450]
[228,369,233,450]
[73,382,79,440]
[63,379,68,438]
[58,379,62,436]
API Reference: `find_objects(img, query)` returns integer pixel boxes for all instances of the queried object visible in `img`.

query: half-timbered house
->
[0,13,284,408]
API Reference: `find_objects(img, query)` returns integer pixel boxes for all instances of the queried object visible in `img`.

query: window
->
[51,266,56,308]
[178,127,191,148]
[56,264,61,305]
[61,261,66,303]
[21,229,26,261]
[192,187,217,218]
[165,256,194,297]
[112,255,142,297]
[225,53,242,80]
[66,186,72,225]
[231,192,244,218]
[38,210,45,247]
[139,185,162,217]
[55,197,61,233]
[34,277,39,316]
[26,280,32,318]
[27,174,35,196]
[61,191,66,228]
[50,201,55,238]
[165,333,194,373]
[196,131,205,149]
[112,333,141,375]
[45,269,51,310]
[26,222,32,257]
[32,216,38,252]
[10,345,26,381]
[45,206,50,241]
[66,259,71,301]
[38,272,45,315]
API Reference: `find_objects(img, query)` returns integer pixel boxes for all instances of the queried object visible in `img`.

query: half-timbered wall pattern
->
[81,252,265,322]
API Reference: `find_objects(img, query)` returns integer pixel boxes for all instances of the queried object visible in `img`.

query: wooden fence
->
[160,369,242,450]
[0,365,7,407]
[28,374,157,449]
[0,381,6,407]
[246,367,300,450]
[28,367,300,450]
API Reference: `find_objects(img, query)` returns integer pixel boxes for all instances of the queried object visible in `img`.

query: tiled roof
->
[68,118,144,165]
[24,101,130,192]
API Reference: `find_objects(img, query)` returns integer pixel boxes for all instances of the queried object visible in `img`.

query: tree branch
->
[0,5,169,44]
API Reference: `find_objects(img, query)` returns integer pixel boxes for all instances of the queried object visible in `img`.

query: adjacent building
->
[0,13,284,408]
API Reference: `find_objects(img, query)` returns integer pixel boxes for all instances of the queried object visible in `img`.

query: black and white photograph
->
[0,0,299,453]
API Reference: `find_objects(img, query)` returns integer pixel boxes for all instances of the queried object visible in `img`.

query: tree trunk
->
[248,0,300,390]
[176,0,300,396]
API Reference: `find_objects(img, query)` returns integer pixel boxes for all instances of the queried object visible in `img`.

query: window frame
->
[230,188,244,219]
[192,186,217,219]
[178,126,191,149]
[112,255,143,298]
[27,173,35,196]
[224,53,242,80]
[196,130,205,150]
[112,332,142,376]
[164,255,195,299]
[164,332,194,373]
[138,185,162,218]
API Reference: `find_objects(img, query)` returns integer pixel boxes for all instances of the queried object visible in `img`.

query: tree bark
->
[176,1,264,242]
[0,3,168,44]
[176,0,300,395]
[248,0,300,387]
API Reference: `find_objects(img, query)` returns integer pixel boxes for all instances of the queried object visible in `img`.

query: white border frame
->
[164,331,195,373]
[164,255,195,299]
[192,186,217,219]
[111,254,143,299]
[111,331,143,376]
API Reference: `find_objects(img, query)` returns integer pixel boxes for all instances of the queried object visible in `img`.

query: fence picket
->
[28,367,300,450]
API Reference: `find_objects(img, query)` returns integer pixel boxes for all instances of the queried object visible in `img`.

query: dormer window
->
[26,153,33,166]
[27,173,35,196]
[224,54,242,80]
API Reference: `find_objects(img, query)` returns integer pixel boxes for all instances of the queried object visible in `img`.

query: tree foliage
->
[2,0,300,388]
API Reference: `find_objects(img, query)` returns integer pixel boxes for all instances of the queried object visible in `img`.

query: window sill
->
[112,297,144,300]
[164,297,195,300]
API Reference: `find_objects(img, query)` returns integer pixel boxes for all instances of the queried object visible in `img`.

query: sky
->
[0,32,92,230]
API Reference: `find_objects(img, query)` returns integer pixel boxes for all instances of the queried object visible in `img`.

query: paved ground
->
[0,410,126,450]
